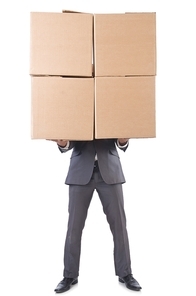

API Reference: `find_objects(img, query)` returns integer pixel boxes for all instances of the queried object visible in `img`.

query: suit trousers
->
[63,166,132,278]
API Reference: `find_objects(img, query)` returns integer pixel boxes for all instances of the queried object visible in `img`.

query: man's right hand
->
[47,139,68,148]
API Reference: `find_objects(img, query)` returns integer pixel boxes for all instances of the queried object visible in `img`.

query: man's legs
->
[95,170,132,278]
[63,183,94,278]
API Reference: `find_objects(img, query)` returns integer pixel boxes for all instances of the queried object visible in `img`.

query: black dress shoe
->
[54,277,78,293]
[119,274,142,291]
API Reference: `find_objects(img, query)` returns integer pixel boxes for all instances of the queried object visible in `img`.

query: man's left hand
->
[118,138,129,145]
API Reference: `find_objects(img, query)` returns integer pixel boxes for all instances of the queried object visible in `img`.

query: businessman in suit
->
[52,138,142,293]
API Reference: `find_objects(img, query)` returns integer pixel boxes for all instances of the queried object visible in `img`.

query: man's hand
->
[118,138,130,146]
[47,139,68,148]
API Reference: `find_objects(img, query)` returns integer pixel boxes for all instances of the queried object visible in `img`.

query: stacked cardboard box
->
[30,11,94,140]
[30,11,156,140]
[94,13,156,139]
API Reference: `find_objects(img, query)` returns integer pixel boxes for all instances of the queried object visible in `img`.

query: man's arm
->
[55,140,69,148]
[116,138,129,151]
[47,139,74,153]
[47,139,68,147]
[118,138,129,146]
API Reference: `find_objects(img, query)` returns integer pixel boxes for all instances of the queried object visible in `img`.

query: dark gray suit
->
[59,139,132,278]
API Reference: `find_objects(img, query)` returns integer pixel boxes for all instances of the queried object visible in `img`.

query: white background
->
[0,1,196,296]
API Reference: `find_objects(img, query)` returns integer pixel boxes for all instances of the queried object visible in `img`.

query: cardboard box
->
[94,13,156,76]
[95,76,156,138]
[31,76,94,140]
[30,12,93,76]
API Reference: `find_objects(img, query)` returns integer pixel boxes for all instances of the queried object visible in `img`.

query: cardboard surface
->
[94,13,156,76]
[30,12,93,76]
[31,77,94,140]
[95,76,156,138]
[30,11,157,140]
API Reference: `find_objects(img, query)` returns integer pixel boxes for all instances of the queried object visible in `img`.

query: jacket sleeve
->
[115,139,129,152]
[58,141,76,153]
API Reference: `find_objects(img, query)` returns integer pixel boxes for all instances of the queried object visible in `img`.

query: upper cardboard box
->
[94,13,156,76]
[95,76,156,138]
[31,76,94,140]
[30,12,93,77]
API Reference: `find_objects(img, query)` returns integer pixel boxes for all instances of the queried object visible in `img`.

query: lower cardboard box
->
[31,76,156,140]
[95,76,156,139]
[31,76,94,140]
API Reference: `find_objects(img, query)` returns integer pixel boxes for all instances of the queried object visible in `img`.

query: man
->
[52,138,141,293]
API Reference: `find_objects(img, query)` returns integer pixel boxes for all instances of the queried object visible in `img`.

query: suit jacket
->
[59,139,128,185]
